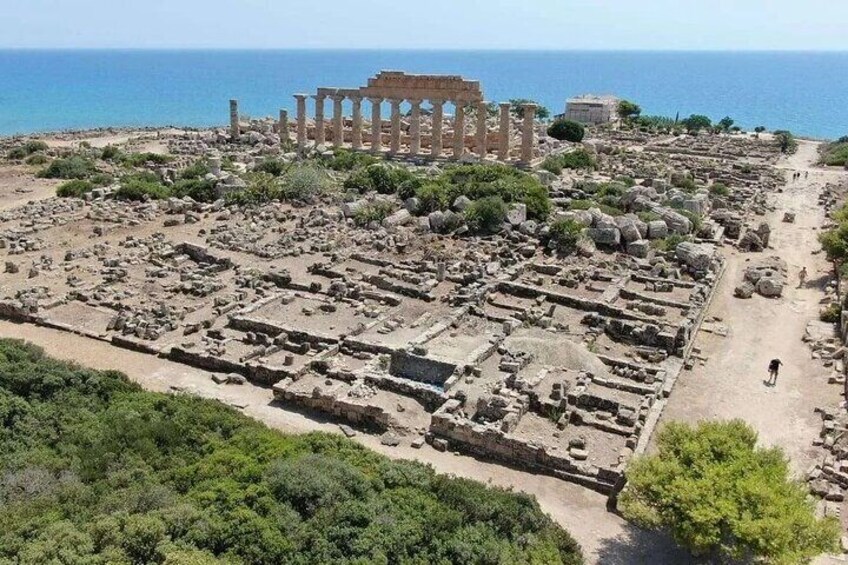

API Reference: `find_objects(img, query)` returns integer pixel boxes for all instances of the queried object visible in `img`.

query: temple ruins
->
[230,71,541,165]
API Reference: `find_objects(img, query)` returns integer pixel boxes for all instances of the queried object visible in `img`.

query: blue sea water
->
[0,50,846,139]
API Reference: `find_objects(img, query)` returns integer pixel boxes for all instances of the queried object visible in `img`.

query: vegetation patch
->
[37,156,97,180]
[56,179,94,198]
[0,339,583,565]
[620,420,838,563]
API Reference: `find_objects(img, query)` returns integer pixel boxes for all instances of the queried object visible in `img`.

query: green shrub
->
[567,199,594,210]
[322,148,378,171]
[414,182,450,214]
[24,140,49,153]
[171,179,217,203]
[7,146,27,160]
[709,182,730,197]
[255,158,287,177]
[774,130,797,154]
[100,145,122,161]
[508,99,550,120]
[120,152,174,167]
[344,163,415,195]
[116,177,171,201]
[652,233,687,252]
[89,172,114,187]
[279,165,326,202]
[549,219,583,254]
[225,172,280,206]
[56,179,94,198]
[547,119,585,142]
[821,142,848,167]
[354,200,396,226]
[37,156,97,179]
[637,211,661,223]
[24,153,49,166]
[524,184,552,220]
[821,303,842,323]
[465,196,507,235]
[620,420,839,562]
[541,150,596,174]
[180,160,210,180]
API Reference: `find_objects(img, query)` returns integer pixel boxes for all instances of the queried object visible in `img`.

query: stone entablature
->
[284,71,536,165]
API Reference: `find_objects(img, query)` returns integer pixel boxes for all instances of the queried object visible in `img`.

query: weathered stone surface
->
[586,227,621,246]
[675,242,712,271]
[647,220,668,239]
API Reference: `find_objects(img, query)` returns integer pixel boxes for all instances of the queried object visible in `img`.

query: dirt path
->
[663,140,847,475]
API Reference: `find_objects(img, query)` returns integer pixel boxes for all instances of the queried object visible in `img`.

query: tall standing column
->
[520,103,537,166]
[409,99,422,156]
[389,99,402,155]
[294,95,307,152]
[453,103,466,159]
[430,99,444,158]
[369,98,383,154]
[498,102,511,161]
[229,99,240,138]
[278,109,289,144]
[331,94,344,148]
[475,101,488,159]
[351,96,363,150]
[313,94,326,146]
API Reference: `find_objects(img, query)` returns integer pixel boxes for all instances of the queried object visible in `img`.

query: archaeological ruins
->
[2,70,836,506]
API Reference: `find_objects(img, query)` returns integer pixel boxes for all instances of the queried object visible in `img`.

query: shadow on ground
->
[593,522,695,565]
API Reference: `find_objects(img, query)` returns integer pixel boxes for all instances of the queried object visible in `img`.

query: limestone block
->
[586,227,621,247]
[647,220,668,239]
[675,242,712,271]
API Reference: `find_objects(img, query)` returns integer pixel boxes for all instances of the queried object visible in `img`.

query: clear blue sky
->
[4,0,847,50]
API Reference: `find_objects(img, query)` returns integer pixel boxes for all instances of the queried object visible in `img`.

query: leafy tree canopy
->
[620,420,839,563]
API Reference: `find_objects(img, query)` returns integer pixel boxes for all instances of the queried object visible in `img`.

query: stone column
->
[278,109,289,144]
[498,102,511,161]
[229,99,240,138]
[351,96,363,150]
[369,98,383,154]
[331,94,344,148]
[520,103,537,165]
[294,95,308,152]
[475,101,488,159]
[430,99,444,158]
[313,94,326,146]
[453,103,465,159]
[389,99,402,155]
[409,99,422,156]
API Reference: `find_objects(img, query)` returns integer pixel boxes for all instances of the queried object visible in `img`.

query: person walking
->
[798,266,808,288]
[767,359,783,386]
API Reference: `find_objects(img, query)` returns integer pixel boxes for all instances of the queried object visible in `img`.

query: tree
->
[774,130,798,154]
[620,420,839,563]
[547,119,585,143]
[754,126,767,133]
[616,100,642,121]
[681,114,712,133]
[509,99,550,120]
[717,116,735,132]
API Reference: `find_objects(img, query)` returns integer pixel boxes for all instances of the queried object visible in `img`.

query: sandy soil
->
[0,165,61,211]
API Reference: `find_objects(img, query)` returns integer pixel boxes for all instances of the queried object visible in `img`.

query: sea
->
[0,50,846,139]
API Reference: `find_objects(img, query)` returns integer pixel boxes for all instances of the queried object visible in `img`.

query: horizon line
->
[1,47,847,53]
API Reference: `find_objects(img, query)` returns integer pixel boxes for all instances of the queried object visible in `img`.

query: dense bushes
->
[353,200,397,226]
[620,420,838,562]
[322,148,378,171]
[116,176,171,201]
[548,218,583,254]
[120,152,174,167]
[465,196,508,234]
[774,130,798,154]
[0,339,584,564]
[7,140,48,160]
[37,156,97,179]
[547,119,585,142]
[541,150,596,175]
[820,140,848,167]
[344,163,416,194]
[56,179,94,198]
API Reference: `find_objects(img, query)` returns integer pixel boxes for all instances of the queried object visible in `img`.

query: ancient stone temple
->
[289,71,538,165]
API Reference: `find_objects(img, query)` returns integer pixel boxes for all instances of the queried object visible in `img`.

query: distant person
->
[767,359,783,385]
[798,266,808,288]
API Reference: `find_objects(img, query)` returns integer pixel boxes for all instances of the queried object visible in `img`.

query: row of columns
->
[290,94,536,164]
